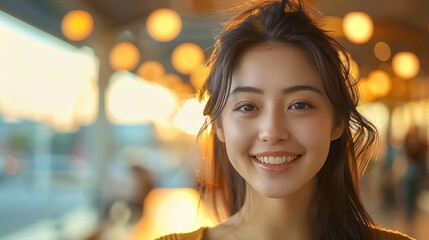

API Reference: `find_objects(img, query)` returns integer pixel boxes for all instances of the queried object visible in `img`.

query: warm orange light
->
[322,16,344,37]
[343,12,373,44]
[153,121,181,141]
[61,10,94,41]
[358,78,375,103]
[106,71,177,124]
[174,98,206,135]
[137,61,165,81]
[392,52,420,79]
[109,42,140,71]
[158,74,184,89]
[172,43,205,74]
[367,70,391,97]
[390,105,411,148]
[146,9,182,42]
[129,188,216,240]
[374,42,391,62]
[350,59,360,81]
[339,52,359,81]
[190,66,210,90]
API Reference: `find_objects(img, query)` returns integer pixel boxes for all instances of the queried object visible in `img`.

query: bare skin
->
[204,44,342,240]
[204,178,314,240]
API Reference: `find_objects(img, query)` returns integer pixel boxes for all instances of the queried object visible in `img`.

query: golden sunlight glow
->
[343,12,373,44]
[322,16,344,37]
[374,42,391,62]
[0,13,99,132]
[367,70,391,97]
[153,121,181,141]
[392,52,420,79]
[109,42,140,71]
[172,43,205,74]
[129,188,216,240]
[137,61,165,81]
[146,8,182,42]
[350,58,360,82]
[358,78,376,103]
[338,51,359,81]
[190,66,210,90]
[358,102,390,149]
[106,71,177,124]
[174,98,206,135]
[158,73,184,90]
[61,10,94,41]
[390,105,411,147]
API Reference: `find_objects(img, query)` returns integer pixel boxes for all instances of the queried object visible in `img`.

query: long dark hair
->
[196,0,378,239]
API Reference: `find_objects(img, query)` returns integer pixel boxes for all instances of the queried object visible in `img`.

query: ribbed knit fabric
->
[155,226,415,240]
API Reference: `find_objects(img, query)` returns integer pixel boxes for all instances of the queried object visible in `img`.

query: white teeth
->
[255,155,300,165]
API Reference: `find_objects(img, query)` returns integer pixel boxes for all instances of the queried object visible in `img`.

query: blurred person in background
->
[403,125,428,220]
[156,0,414,239]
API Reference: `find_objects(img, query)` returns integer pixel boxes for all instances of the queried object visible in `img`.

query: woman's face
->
[215,44,343,198]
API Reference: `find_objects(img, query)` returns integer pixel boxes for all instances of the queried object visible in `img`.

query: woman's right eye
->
[235,104,258,112]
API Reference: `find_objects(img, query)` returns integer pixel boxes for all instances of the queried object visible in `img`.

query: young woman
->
[157,0,415,239]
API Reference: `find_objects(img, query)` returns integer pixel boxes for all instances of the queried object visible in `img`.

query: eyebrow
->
[229,84,323,97]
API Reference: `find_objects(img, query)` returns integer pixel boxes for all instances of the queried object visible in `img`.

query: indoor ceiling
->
[0,0,427,83]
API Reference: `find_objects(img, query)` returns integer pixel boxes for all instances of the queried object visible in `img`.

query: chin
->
[255,186,299,199]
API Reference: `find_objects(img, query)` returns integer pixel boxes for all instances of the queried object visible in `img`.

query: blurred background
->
[0,0,428,239]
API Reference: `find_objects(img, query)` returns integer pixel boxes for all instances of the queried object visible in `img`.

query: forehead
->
[231,44,323,91]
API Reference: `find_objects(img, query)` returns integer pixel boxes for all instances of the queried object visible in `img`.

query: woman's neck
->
[209,177,316,240]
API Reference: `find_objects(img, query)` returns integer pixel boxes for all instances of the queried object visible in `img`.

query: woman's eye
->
[236,104,257,112]
[289,102,312,110]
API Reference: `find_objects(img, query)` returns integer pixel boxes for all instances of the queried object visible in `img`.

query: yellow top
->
[155,226,415,240]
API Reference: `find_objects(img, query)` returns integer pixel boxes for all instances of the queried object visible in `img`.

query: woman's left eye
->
[289,102,313,110]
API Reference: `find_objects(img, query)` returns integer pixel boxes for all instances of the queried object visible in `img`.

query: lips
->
[250,151,303,172]
[254,155,300,165]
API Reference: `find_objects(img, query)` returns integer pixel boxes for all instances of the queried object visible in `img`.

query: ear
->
[331,118,345,141]
[214,120,226,143]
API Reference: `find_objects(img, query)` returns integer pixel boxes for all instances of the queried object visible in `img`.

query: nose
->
[258,107,290,144]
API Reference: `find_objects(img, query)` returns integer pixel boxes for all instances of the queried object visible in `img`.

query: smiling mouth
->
[251,155,302,165]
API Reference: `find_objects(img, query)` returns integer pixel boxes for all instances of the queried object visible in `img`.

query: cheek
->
[293,115,334,151]
[222,116,256,155]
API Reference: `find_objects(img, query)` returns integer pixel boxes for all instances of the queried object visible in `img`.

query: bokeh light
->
[392,52,420,79]
[338,51,359,81]
[190,66,210,90]
[106,71,177,124]
[171,43,205,75]
[390,105,412,147]
[146,8,182,42]
[61,10,94,41]
[374,42,391,62]
[130,188,215,240]
[158,74,184,90]
[109,42,140,71]
[174,98,206,135]
[358,78,376,103]
[322,16,344,37]
[343,12,373,44]
[367,70,392,97]
[137,61,165,81]
[0,18,99,132]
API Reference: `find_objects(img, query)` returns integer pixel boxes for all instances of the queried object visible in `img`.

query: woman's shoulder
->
[154,227,208,240]
[368,225,415,240]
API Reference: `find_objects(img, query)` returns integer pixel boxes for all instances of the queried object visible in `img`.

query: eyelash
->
[234,102,314,112]
[289,102,314,110]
